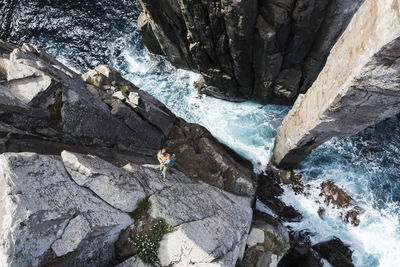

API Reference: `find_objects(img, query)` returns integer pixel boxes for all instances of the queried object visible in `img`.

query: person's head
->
[161,148,166,154]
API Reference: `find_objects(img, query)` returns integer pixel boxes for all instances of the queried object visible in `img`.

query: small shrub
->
[121,85,129,94]
[129,218,174,264]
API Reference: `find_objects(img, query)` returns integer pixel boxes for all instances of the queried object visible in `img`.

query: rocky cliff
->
[272,0,400,169]
[0,40,355,267]
[0,40,257,266]
[0,39,255,197]
[136,0,364,104]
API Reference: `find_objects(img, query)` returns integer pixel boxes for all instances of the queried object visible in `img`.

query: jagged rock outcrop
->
[240,212,290,267]
[137,0,364,103]
[272,0,400,169]
[312,238,354,267]
[0,40,255,197]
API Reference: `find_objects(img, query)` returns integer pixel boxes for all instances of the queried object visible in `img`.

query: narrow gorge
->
[0,0,400,266]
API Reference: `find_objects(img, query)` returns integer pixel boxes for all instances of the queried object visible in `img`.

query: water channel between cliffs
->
[1,0,400,266]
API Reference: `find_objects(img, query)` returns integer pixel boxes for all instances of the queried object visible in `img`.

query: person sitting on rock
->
[157,148,170,182]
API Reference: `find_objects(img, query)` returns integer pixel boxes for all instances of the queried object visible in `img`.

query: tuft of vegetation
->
[120,85,129,94]
[129,197,150,220]
[48,93,63,129]
[129,218,174,264]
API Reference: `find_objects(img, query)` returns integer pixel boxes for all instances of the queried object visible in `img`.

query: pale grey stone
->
[0,152,133,267]
[128,92,140,106]
[0,58,36,81]
[2,74,52,104]
[247,228,265,248]
[153,182,253,266]
[61,151,146,213]
[113,91,126,101]
[51,215,91,257]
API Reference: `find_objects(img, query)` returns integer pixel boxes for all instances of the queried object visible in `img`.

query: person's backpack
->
[166,154,176,167]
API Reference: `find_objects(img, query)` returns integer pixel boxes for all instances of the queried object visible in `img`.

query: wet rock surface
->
[278,230,322,267]
[312,238,354,267]
[256,168,302,222]
[278,231,355,267]
[137,0,364,103]
[319,181,363,226]
[320,181,352,208]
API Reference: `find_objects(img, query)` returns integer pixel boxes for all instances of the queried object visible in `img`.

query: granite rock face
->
[137,0,364,103]
[0,150,253,267]
[0,40,254,197]
[272,0,400,169]
[0,40,259,266]
[64,151,253,267]
[0,152,133,267]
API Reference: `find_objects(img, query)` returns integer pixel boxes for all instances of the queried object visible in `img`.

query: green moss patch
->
[120,85,129,94]
[129,197,150,220]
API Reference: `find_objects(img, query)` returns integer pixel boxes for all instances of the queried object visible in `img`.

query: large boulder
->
[312,238,354,267]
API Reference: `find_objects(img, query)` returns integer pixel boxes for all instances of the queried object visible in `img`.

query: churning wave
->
[1,1,400,266]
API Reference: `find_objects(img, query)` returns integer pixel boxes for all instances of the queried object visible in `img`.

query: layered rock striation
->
[137,0,364,103]
[272,0,400,169]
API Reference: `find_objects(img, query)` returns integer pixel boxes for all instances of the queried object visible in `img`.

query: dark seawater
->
[1,1,400,266]
[1,0,141,71]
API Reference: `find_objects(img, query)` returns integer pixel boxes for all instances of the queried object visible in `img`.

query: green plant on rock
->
[129,218,174,264]
[48,93,63,129]
[120,85,129,94]
[129,197,150,220]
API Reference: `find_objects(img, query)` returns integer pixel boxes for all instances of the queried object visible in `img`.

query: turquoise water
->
[2,1,400,266]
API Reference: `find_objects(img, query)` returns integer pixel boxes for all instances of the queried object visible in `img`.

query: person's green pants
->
[160,164,168,180]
